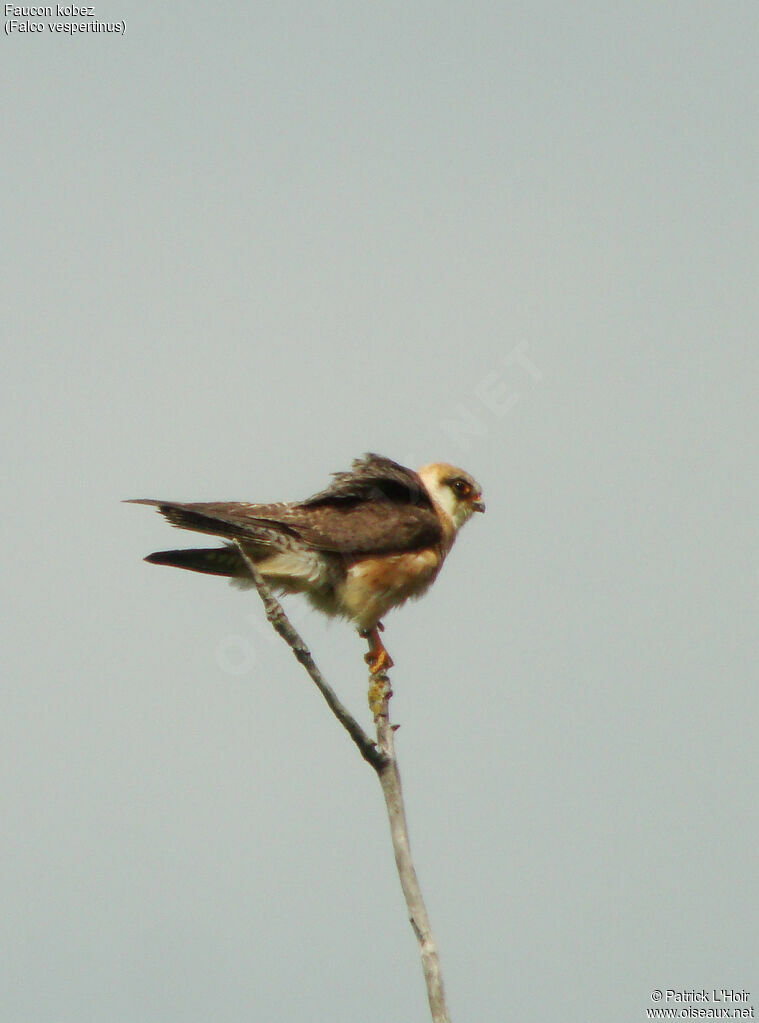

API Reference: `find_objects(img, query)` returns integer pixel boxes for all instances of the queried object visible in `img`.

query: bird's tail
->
[144,545,247,578]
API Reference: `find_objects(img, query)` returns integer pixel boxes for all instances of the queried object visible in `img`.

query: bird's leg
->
[360,623,394,675]
[361,623,393,717]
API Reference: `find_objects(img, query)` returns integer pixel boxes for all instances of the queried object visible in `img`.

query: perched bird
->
[129,453,484,673]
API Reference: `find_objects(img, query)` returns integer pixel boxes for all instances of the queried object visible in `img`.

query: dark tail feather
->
[144,546,245,578]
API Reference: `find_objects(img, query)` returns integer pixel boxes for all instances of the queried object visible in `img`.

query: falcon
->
[129,453,484,673]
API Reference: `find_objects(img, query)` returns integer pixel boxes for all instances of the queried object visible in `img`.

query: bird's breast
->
[339,547,444,630]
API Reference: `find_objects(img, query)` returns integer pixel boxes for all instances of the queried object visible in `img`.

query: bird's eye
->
[451,479,472,498]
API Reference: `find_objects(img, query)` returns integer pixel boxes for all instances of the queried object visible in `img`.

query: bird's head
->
[417,462,486,532]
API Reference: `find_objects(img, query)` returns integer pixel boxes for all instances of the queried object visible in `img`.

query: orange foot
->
[360,624,394,675]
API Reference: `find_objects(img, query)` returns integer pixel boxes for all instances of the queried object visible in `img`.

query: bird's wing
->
[127,497,442,555]
[127,500,297,544]
[302,452,434,509]
[271,500,442,554]
[129,454,443,556]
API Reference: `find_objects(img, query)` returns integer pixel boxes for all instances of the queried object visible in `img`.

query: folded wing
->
[127,497,442,556]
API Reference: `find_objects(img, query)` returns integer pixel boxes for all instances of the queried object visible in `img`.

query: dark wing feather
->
[128,454,441,556]
[128,493,441,556]
[302,453,434,510]
[274,501,441,554]
[127,499,297,544]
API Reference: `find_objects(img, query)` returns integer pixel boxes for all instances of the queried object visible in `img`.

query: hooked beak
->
[472,497,486,513]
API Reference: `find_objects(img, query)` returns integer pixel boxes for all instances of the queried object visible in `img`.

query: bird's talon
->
[362,624,394,675]
[364,648,394,674]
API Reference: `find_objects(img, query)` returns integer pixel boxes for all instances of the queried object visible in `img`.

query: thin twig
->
[235,540,451,1022]
[373,680,451,1023]
[234,541,385,770]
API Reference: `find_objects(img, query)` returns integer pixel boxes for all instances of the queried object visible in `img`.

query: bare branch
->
[372,678,452,1023]
[235,540,451,1022]
[234,541,385,770]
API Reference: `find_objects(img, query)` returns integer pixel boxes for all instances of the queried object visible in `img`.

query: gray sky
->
[3,3,757,1021]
